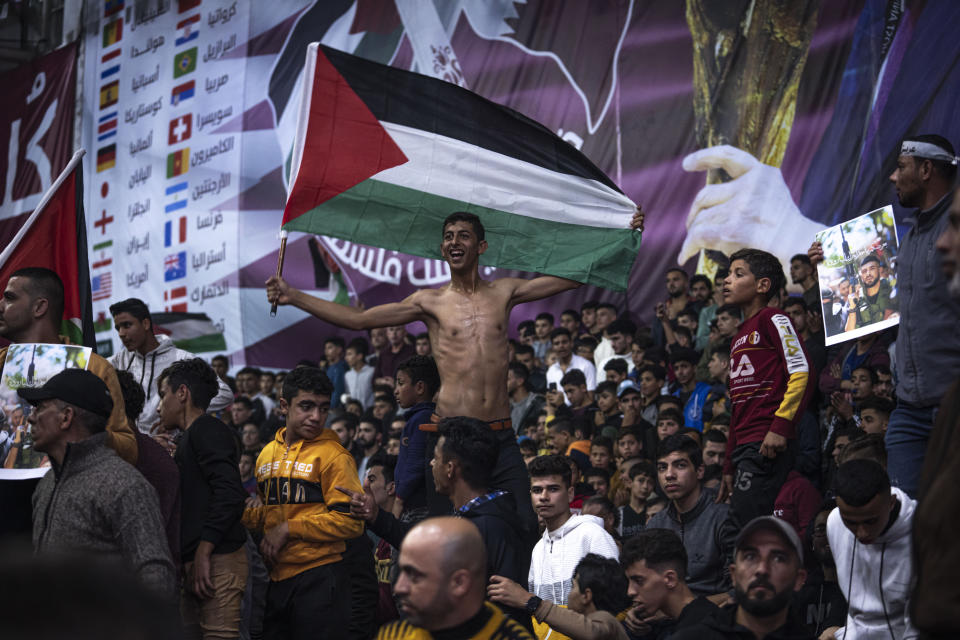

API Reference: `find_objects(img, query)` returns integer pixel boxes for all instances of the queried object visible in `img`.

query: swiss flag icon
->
[169,114,193,145]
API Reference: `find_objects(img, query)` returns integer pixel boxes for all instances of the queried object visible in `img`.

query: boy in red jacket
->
[719,249,813,535]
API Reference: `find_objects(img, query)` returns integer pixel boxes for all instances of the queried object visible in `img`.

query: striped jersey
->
[725,307,813,474]
[375,602,533,639]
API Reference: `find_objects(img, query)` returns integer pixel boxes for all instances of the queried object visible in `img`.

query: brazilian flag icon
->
[173,47,197,79]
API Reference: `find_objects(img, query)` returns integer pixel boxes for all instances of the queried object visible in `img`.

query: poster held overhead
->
[815,206,900,346]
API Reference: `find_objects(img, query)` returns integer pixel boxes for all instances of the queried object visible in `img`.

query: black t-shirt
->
[620,504,647,539]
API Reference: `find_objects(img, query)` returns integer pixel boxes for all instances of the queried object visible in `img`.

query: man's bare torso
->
[412,279,515,422]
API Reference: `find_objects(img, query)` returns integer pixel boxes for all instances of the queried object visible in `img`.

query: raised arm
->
[267,276,426,330]
[508,276,581,306]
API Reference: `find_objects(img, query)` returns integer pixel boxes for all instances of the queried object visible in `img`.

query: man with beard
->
[811,135,960,498]
[844,255,897,331]
[673,516,813,640]
[652,269,694,348]
[375,517,533,639]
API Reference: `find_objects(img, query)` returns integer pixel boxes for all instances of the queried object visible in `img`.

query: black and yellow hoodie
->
[242,427,364,582]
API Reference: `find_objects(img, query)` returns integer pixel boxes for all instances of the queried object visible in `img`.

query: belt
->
[419,413,513,432]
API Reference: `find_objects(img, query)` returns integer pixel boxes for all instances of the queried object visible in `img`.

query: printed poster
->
[815,206,900,347]
[0,343,93,479]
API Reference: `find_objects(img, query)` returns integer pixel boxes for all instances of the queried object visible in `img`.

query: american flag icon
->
[92,273,112,301]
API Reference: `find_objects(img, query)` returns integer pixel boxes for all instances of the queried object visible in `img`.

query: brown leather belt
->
[419,413,513,432]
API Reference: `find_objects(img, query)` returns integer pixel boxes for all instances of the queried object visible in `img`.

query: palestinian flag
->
[0,152,95,348]
[152,312,227,353]
[281,44,640,291]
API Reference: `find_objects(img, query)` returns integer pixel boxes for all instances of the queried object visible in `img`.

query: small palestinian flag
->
[282,44,640,291]
[152,312,227,353]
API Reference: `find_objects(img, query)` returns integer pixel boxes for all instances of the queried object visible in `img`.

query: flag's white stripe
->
[374,121,635,229]
[157,318,220,340]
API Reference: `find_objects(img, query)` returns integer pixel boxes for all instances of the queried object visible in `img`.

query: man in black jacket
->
[673,516,813,640]
[339,416,534,630]
[157,358,248,639]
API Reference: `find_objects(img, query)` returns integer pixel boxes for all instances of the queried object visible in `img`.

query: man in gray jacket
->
[646,434,734,596]
[108,298,233,432]
[22,368,176,598]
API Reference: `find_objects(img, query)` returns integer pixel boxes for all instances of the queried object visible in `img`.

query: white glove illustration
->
[680,145,827,268]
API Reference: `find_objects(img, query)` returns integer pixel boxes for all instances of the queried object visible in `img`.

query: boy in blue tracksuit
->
[391,355,440,519]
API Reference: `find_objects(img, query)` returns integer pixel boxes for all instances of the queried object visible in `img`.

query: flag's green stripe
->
[171,333,227,353]
[283,179,641,292]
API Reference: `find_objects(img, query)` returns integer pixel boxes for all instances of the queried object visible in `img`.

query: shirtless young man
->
[268,210,644,533]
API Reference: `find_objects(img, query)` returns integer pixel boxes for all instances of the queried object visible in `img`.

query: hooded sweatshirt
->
[528,514,618,605]
[645,486,733,595]
[110,335,234,432]
[827,486,918,640]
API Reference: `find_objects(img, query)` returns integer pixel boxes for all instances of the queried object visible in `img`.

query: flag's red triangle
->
[282,47,408,227]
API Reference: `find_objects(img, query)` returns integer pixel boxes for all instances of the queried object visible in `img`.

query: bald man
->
[376,517,533,639]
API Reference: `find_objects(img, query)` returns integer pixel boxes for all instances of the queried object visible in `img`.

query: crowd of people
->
[0,135,958,640]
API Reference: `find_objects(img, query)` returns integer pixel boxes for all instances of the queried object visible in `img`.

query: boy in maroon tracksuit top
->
[719,249,814,535]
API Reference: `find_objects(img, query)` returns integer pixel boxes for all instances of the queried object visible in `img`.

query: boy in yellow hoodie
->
[243,366,364,639]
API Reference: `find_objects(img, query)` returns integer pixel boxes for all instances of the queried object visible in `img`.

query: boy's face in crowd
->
[324,342,343,364]
[874,371,893,399]
[535,317,553,340]
[551,334,573,361]
[239,455,254,481]
[385,437,400,455]
[784,303,807,334]
[691,280,711,301]
[548,430,572,455]
[620,390,643,415]
[605,368,627,384]
[638,372,660,398]
[832,435,852,465]
[373,396,394,419]
[610,331,630,355]
[211,357,228,379]
[711,421,729,438]
[530,474,573,522]
[657,418,680,441]
[344,347,362,369]
[239,372,260,396]
[364,464,393,508]
[631,472,655,502]
[702,440,726,467]
[850,368,873,401]
[596,390,618,414]
[230,402,252,426]
[393,370,421,410]
[595,307,617,332]
[259,375,275,396]
[837,490,895,544]
[330,420,353,448]
[673,361,695,386]
[631,343,645,369]
[156,380,183,429]
[415,337,431,356]
[586,474,609,495]
[241,423,259,449]
[113,312,150,353]
[590,445,611,470]
[576,344,595,362]
[657,451,702,502]
[282,390,331,442]
[581,308,596,330]
[708,352,728,380]
[535,414,547,443]
[859,408,889,434]
[563,383,587,407]
[618,434,641,460]
[515,350,535,371]
[626,559,670,618]
[715,311,740,338]
[561,313,579,335]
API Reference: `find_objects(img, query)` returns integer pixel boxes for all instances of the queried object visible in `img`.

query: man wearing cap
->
[811,134,960,498]
[843,255,898,332]
[0,267,137,464]
[24,369,176,598]
[672,515,813,640]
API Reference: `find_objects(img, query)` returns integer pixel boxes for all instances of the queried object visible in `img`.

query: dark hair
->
[703,464,724,484]
[396,355,441,396]
[529,454,573,487]
[858,395,894,416]
[536,312,555,325]
[109,298,153,328]
[10,267,64,325]
[852,366,878,385]
[508,361,531,383]
[669,347,698,366]
[581,300,599,312]
[596,302,618,314]
[729,249,786,302]
[657,408,684,426]
[323,336,345,349]
[655,395,681,410]
[586,467,610,483]
[716,303,742,318]
[608,317,637,337]
[656,434,703,468]
[330,412,359,433]
[260,370,276,382]
[437,417,498,490]
[281,366,334,403]
[904,133,958,181]
[602,359,628,375]
[114,369,145,424]
[621,529,688,578]
[677,308,699,324]
[835,459,890,507]
[346,337,369,356]
[873,363,892,378]
[690,274,712,291]
[211,355,228,365]
[514,344,534,358]
[638,364,666,382]
[837,433,888,468]
[237,366,263,378]
[711,412,730,426]
[711,339,731,363]
[158,358,220,411]
[590,436,614,454]
[233,396,254,411]
[550,327,572,342]
[628,459,656,481]
[791,254,812,266]
[595,380,619,397]
[782,296,808,313]
[859,254,881,269]
[703,429,727,445]
[550,419,576,437]
[442,211,485,241]
[368,450,398,482]
[517,320,535,337]
[617,424,644,443]
[561,309,581,322]
[665,267,689,280]
[573,554,631,614]
[575,335,598,350]
[560,369,586,388]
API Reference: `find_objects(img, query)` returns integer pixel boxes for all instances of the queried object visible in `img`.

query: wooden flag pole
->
[270,229,288,317]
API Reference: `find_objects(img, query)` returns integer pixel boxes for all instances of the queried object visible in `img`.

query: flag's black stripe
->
[152,312,215,323]
[320,45,622,194]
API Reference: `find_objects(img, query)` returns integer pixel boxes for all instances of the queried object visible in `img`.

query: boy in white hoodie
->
[825,459,918,640]
[524,454,618,608]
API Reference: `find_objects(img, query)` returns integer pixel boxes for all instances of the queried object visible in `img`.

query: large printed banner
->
[78,0,960,368]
